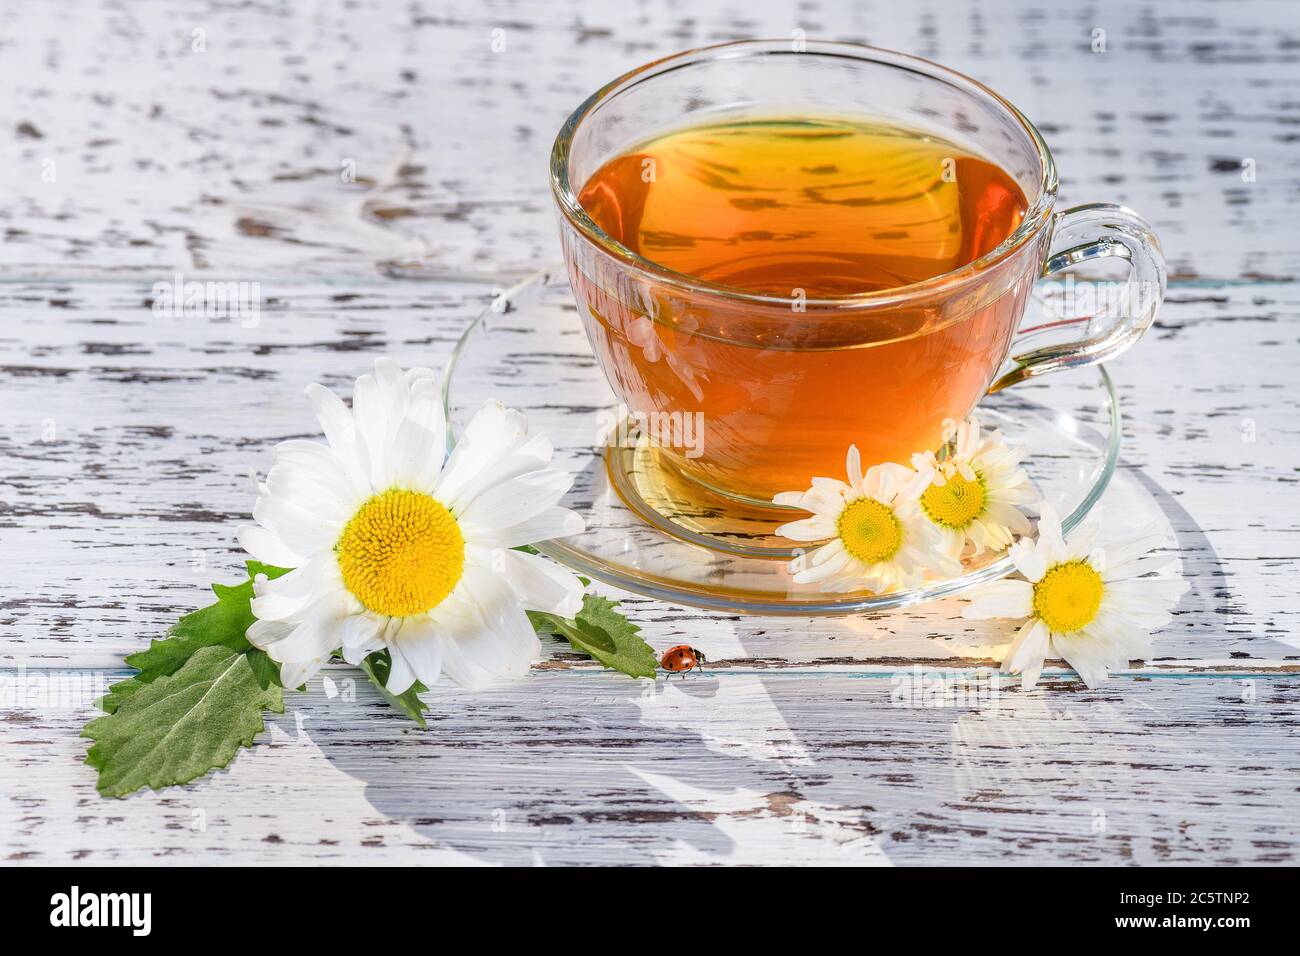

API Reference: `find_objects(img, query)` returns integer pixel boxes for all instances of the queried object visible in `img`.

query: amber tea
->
[572,117,1031,502]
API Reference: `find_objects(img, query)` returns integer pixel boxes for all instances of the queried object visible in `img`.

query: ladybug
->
[659,645,707,678]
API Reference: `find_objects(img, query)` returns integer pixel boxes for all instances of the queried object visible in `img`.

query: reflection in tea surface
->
[580,118,1026,296]
[572,118,1033,501]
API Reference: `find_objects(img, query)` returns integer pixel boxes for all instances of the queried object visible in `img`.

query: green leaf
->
[83,644,284,798]
[99,562,290,713]
[358,650,430,728]
[529,594,657,679]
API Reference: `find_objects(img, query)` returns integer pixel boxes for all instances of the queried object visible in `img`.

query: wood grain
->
[0,0,1297,281]
[2,669,1295,865]
[1,279,1295,668]
[1,0,1297,866]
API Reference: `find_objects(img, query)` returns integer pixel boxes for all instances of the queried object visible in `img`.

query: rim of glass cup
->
[550,39,1060,310]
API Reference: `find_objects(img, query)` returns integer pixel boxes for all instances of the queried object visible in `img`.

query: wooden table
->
[2,0,1297,866]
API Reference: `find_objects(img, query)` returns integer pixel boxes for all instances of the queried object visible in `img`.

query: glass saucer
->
[443,269,1120,615]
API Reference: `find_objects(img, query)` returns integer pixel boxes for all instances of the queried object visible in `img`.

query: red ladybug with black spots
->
[659,644,707,678]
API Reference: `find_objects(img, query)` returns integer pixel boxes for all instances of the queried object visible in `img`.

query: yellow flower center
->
[336,489,465,617]
[920,471,987,530]
[837,497,904,564]
[1032,560,1104,634]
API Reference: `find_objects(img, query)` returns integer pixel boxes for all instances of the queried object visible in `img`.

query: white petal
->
[391,617,446,687]
[441,431,556,514]
[305,383,354,453]
[1035,504,1070,564]
[264,599,345,663]
[1103,551,1178,582]
[791,537,844,571]
[304,384,373,496]
[783,482,850,517]
[791,544,854,584]
[462,570,541,664]
[406,365,439,388]
[911,450,939,478]
[1104,578,1187,627]
[845,445,863,489]
[987,510,1033,546]
[270,439,364,504]
[374,358,410,425]
[392,390,448,489]
[955,418,979,458]
[457,623,535,682]
[1101,521,1169,569]
[1001,618,1050,689]
[263,461,353,523]
[238,524,304,568]
[485,560,541,616]
[431,589,536,689]
[385,647,418,695]
[249,556,332,621]
[246,617,294,649]
[280,658,326,689]
[1009,537,1048,582]
[471,506,585,549]
[898,463,933,505]
[1051,634,1113,688]
[775,514,836,541]
[338,613,385,665]
[911,526,963,576]
[934,525,966,559]
[459,468,572,532]
[810,477,854,497]
[495,548,585,617]
[253,492,341,556]
[438,636,492,691]
[1088,606,1152,658]
[351,372,391,487]
[862,462,913,502]
[962,579,1034,620]
[1064,517,1100,562]
[435,401,531,507]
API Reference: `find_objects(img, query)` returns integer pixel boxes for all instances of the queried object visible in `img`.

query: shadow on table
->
[301,669,823,865]
[303,461,1290,865]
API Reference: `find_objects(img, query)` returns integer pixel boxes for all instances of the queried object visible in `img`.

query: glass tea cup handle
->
[989,202,1167,393]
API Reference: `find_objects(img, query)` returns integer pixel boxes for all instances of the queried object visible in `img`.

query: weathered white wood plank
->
[1,279,1295,668]
[2,668,1295,865]
[2,0,1297,868]
[0,0,1296,281]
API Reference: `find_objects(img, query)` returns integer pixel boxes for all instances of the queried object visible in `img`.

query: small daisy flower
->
[912,417,1036,559]
[774,446,961,593]
[962,504,1188,688]
[239,359,586,692]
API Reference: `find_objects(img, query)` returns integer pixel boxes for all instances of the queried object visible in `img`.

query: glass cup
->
[550,40,1164,507]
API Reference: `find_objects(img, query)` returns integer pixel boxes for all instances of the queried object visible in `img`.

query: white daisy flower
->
[962,504,1188,689]
[774,447,961,593]
[911,417,1037,559]
[238,358,586,693]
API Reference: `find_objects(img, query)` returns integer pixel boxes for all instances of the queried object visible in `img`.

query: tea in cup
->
[552,41,1163,509]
